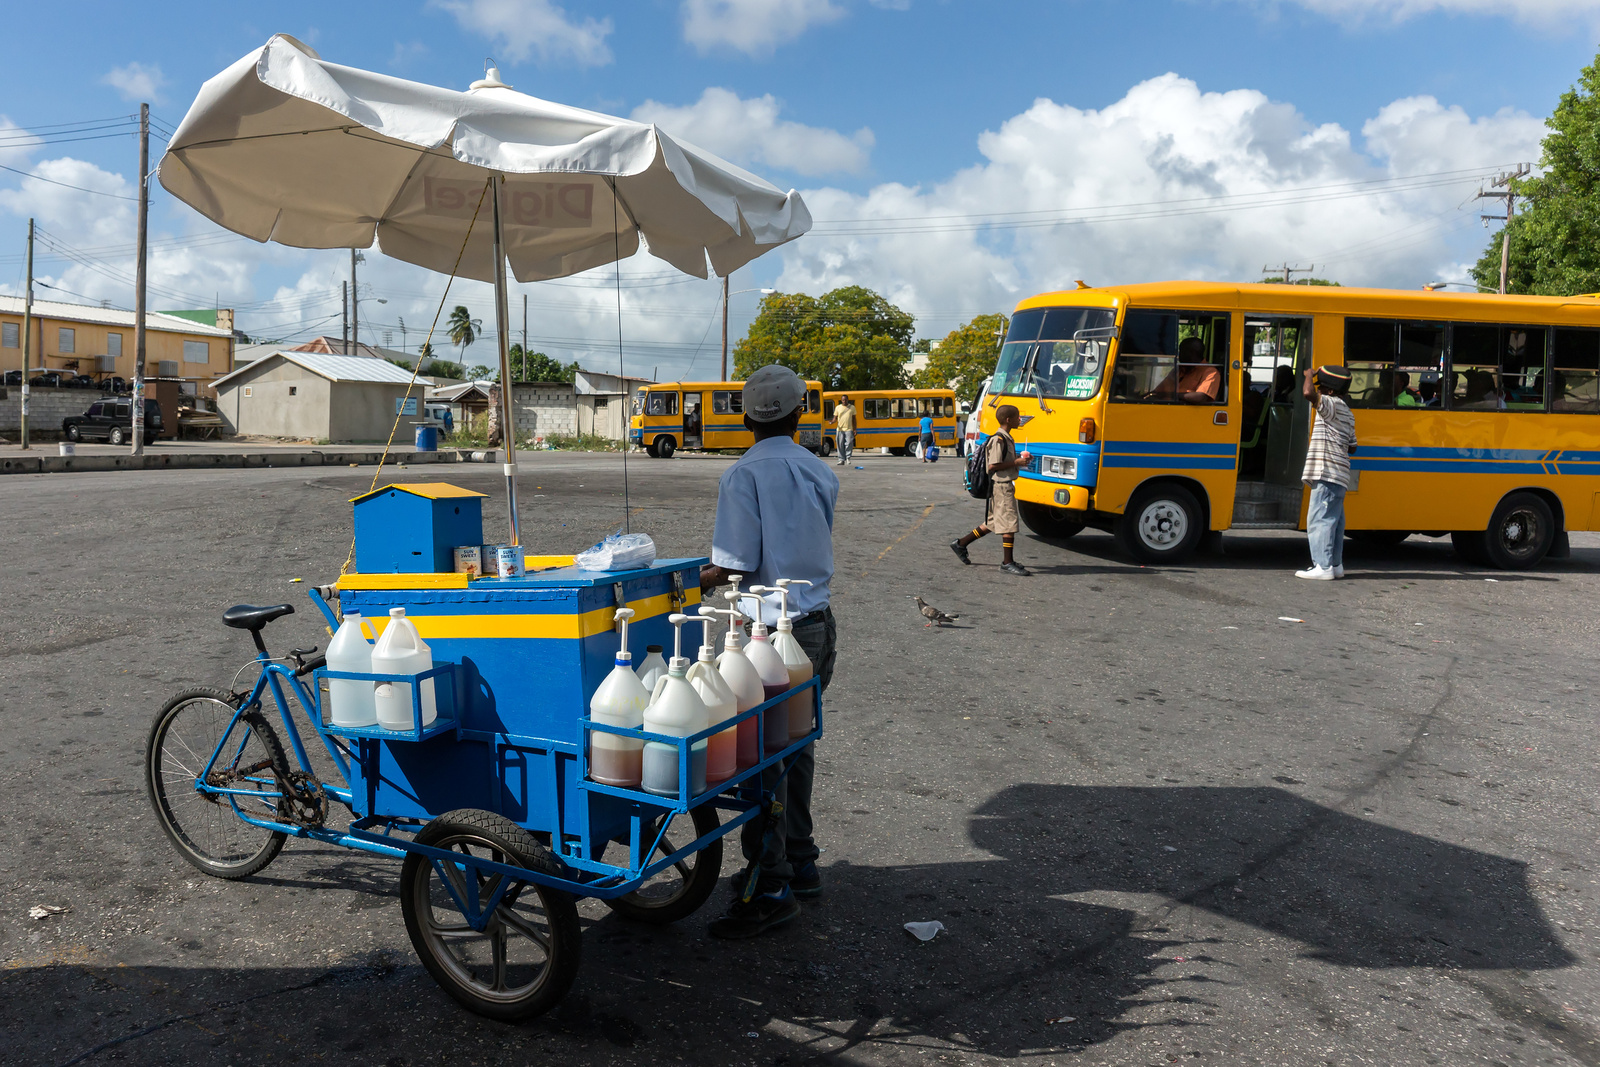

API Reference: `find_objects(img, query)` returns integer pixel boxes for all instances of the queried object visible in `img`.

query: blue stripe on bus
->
[1102,455,1237,470]
[1352,459,1555,474]
[1355,445,1551,461]
[1103,440,1238,457]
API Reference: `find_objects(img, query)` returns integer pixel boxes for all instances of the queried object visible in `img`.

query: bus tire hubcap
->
[1138,501,1187,550]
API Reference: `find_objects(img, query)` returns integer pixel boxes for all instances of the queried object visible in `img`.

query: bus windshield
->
[992,307,1117,400]
[632,387,647,415]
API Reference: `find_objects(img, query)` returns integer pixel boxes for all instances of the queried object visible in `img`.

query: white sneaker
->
[1295,566,1336,580]
[1333,565,1345,578]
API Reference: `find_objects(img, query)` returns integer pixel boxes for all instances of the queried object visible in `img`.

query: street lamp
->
[1424,281,1496,293]
[721,282,776,381]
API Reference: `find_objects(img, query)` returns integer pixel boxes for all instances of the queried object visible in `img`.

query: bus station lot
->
[3,452,1600,1066]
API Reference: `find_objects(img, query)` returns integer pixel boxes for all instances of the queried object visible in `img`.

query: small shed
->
[351,483,487,573]
[210,351,432,442]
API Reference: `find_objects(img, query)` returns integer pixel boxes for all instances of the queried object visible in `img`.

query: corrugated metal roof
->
[212,351,433,388]
[0,295,234,336]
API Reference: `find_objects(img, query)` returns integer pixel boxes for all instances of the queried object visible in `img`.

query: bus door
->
[1256,319,1313,488]
[683,391,703,448]
[1235,317,1312,525]
[1100,309,1240,526]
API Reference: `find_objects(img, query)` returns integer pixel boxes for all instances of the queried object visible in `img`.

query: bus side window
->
[1397,322,1445,409]
[1500,326,1548,410]
[823,399,835,419]
[1451,324,1505,410]
[1552,328,1600,413]
[807,389,820,413]
[1343,319,1398,408]
[712,390,739,415]
[1111,310,1228,403]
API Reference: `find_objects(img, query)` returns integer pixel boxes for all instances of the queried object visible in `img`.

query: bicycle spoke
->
[491,929,508,991]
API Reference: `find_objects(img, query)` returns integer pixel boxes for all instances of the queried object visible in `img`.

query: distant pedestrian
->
[833,395,856,466]
[1296,364,1357,581]
[918,409,935,461]
[950,404,1033,576]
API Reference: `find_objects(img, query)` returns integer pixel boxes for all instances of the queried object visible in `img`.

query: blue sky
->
[0,0,1593,376]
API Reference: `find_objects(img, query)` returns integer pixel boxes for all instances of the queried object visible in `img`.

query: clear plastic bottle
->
[371,607,437,730]
[712,602,766,770]
[687,608,738,785]
[326,611,377,728]
[589,608,650,787]
[766,579,817,740]
[635,645,668,691]
[739,591,792,753]
[641,614,709,798]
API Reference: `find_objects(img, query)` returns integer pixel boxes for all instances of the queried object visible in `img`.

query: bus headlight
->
[1045,456,1078,479]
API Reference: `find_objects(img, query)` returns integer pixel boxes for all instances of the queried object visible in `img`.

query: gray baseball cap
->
[742,364,806,422]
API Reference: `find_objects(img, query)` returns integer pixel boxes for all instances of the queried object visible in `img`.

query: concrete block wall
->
[509,383,578,438]
[0,386,99,438]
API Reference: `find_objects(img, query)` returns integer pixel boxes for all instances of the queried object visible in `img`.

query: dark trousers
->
[741,606,836,888]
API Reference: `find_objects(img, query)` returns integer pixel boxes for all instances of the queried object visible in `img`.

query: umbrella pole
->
[490,176,522,547]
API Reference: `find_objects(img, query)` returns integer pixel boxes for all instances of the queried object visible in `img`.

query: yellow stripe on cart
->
[361,588,701,641]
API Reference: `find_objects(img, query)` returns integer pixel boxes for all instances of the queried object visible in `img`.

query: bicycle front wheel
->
[145,686,289,879]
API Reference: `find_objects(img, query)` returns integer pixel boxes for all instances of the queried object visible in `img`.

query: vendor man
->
[700,364,839,939]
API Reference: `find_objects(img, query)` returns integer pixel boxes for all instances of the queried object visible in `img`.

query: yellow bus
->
[978,281,1600,569]
[822,388,960,456]
[630,379,825,458]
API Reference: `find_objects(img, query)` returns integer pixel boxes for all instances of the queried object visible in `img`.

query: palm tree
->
[447,305,482,363]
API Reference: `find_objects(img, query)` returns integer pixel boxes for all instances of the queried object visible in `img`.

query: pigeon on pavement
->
[908,595,960,628]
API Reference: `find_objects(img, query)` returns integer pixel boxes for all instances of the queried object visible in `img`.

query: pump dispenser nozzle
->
[613,607,637,663]
[686,611,717,662]
[666,612,692,670]
[740,589,773,636]
[772,579,812,630]
[701,604,745,651]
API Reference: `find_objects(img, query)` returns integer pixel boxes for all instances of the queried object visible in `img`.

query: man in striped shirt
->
[1297,365,1357,581]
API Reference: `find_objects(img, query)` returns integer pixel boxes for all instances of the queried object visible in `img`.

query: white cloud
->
[101,62,167,104]
[431,0,613,68]
[681,0,846,56]
[772,74,1547,340]
[632,88,874,177]
[1234,0,1599,25]
[0,117,42,168]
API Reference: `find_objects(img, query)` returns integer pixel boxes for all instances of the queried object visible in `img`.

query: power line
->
[0,161,137,200]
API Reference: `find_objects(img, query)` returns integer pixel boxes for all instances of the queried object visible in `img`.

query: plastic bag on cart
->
[575,531,657,571]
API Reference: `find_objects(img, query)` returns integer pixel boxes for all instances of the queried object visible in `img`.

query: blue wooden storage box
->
[351,483,486,574]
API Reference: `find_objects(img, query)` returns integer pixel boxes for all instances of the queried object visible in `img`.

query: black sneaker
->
[950,539,971,565]
[791,862,823,900]
[1000,561,1031,576]
[708,885,801,939]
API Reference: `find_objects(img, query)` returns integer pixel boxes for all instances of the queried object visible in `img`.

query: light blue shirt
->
[920,415,933,434]
[711,436,838,626]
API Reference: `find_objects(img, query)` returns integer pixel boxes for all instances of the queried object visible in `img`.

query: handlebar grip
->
[295,655,327,677]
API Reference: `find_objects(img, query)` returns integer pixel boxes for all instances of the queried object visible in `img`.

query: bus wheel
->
[1482,492,1554,570]
[1020,501,1085,540]
[654,435,676,459]
[1118,483,1203,564]
[645,441,660,458]
[1348,530,1410,546]
[904,436,919,456]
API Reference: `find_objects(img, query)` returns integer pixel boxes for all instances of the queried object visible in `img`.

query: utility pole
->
[1262,263,1314,284]
[341,281,349,352]
[20,218,33,450]
[350,249,359,354]
[720,276,729,381]
[522,293,528,382]
[131,103,149,456]
[1477,163,1532,295]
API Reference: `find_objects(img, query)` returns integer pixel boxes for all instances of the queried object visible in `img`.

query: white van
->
[962,377,991,456]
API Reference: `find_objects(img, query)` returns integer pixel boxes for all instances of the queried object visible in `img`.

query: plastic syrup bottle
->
[371,607,437,730]
[641,614,710,798]
[712,602,766,770]
[739,591,793,753]
[686,608,738,785]
[588,607,650,787]
[769,579,818,741]
[636,644,668,691]
[326,611,378,728]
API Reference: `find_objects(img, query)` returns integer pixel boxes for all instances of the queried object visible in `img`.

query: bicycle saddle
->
[222,603,295,630]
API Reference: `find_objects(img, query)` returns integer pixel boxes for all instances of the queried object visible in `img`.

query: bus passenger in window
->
[1147,338,1221,403]
[1272,365,1296,403]
[1419,380,1440,407]
[1395,371,1421,408]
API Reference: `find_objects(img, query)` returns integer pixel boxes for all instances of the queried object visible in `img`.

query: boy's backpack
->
[964,438,994,498]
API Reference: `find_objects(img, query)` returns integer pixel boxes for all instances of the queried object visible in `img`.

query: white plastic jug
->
[739,591,792,752]
[326,612,377,728]
[635,645,668,691]
[641,614,709,798]
[710,603,766,770]
[371,607,437,730]
[590,608,650,787]
[686,612,738,785]
[764,580,817,741]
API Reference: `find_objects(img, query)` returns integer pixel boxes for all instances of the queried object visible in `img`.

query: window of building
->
[106,332,122,356]
[1111,310,1230,404]
[183,340,210,364]
[1,322,17,349]
[58,327,75,354]
[288,386,298,396]
[1551,328,1600,413]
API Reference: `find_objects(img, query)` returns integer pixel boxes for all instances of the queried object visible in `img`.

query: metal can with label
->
[495,545,525,579]
[452,545,481,576]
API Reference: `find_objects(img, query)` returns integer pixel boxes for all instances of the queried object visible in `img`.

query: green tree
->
[732,286,915,389]
[447,305,482,362]
[508,343,581,383]
[1471,55,1600,295]
[912,313,1010,400]
[466,364,496,381]
[423,358,465,379]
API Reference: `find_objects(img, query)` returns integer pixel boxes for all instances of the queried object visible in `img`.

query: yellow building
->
[0,297,234,386]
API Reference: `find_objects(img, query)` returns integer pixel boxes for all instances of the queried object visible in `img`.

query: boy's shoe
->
[1000,561,1031,576]
[950,539,971,565]
[1333,565,1345,578]
[1295,566,1336,580]
[790,862,823,900]
[708,885,801,939]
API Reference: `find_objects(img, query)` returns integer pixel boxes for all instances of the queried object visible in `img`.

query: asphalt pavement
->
[3,450,1599,1066]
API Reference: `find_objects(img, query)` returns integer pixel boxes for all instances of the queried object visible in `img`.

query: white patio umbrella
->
[159,34,811,545]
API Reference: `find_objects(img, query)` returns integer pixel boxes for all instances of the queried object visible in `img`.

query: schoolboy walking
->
[949,404,1033,575]
[1297,364,1357,580]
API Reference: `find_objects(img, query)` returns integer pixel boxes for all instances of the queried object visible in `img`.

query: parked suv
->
[62,398,163,446]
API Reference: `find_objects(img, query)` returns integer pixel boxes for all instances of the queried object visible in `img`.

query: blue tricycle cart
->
[143,484,820,1020]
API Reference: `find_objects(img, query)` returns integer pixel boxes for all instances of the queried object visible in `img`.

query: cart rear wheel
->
[401,809,581,1022]
[602,802,723,925]
[144,687,289,879]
